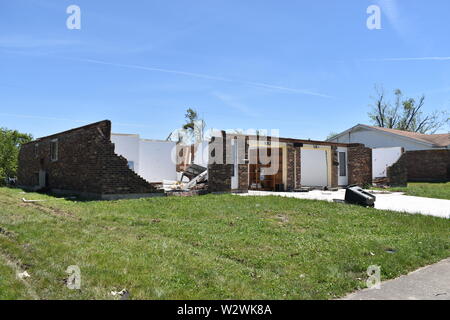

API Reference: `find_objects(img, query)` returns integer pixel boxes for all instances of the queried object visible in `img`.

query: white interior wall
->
[372,147,403,178]
[111,134,177,183]
[193,141,209,168]
[111,134,140,173]
[139,140,177,182]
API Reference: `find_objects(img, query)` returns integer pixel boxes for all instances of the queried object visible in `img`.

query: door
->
[337,147,348,186]
[301,149,328,187]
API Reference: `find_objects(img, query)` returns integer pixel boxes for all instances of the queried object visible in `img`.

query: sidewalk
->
[341,258,450,300]
[240,190,450,219]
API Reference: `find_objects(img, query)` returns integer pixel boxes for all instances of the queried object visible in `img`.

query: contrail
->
[65,57,332,98]
[364,56,450,62]
[0,48,332,97]
[0,113,153,129]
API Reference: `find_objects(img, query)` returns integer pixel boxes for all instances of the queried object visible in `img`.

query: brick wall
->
[294,148,301,188]
[386,153,408,187]
[286,144,295,191]
[17,120,159,198]
[347,144,372,186]
[405,150,450,182]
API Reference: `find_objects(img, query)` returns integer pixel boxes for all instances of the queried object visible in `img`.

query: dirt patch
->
[0,226,17,240]
[20,202,79,220]
[0,251,39,300]
[275,214,289,224]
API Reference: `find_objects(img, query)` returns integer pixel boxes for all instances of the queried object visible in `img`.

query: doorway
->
[248,147,284,191]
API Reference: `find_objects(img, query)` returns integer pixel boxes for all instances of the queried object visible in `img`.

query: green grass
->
[373,182,450,200]
[0,187,448,300]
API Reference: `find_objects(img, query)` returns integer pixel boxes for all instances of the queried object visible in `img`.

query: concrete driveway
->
[239,189,450,219]
[341,258,450,300]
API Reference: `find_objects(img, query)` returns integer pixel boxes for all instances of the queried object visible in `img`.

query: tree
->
[326,132,339,140]
[368,86,449,133]
[182,108,206,143]
[166,108,207,144]
[0,128,33,184]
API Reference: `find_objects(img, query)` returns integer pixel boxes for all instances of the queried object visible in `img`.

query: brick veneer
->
[17,120,159,199]
[347,144,372,186]
[405,150,450,182]
[386,153,408,187]
[286,143,295,191]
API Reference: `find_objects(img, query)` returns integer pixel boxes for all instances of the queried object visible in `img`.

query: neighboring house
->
[328,124,450,182]
[327,124,450,151]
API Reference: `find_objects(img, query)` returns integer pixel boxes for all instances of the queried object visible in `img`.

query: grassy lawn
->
[0,187,448,300]
[373,182,450,200]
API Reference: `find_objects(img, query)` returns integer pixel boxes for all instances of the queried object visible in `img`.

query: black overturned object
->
[345,185,376,207]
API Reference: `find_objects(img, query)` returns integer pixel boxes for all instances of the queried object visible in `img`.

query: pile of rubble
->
[163,164,208,196]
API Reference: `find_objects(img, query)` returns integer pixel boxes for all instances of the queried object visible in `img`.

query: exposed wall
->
[110,134,140,173]
[386,153,408,187]
[372,147,403,178]
[347,144,372,186]
[111,134,177,183]
[405,150,450,182]
[18,121,159,199]
[193,141,210,168]
[139,140,177,182]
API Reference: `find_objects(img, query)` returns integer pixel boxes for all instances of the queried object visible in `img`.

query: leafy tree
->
[183,108,206,143]
[368,86,449,133]
[166,108,207,144]
[0,128,33,184]
[183,108,198,132]
[326,132,339,140]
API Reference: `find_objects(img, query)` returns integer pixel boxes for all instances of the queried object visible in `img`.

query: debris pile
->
[164,164,208,196]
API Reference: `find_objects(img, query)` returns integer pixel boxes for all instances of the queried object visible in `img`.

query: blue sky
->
[1,0,450,140]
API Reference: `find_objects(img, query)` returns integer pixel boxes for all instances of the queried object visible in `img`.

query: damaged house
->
[17,120,410,200]
[17,120,164,200]
[207,131,375,193]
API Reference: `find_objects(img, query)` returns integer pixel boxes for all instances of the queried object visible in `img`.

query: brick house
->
[207,131,374,193]
[17,120,163,200]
